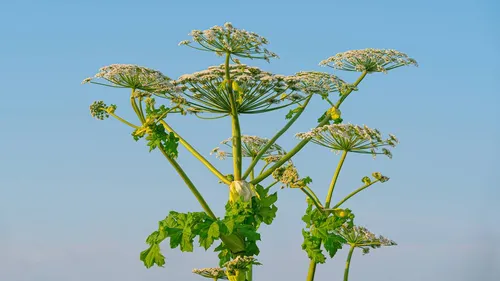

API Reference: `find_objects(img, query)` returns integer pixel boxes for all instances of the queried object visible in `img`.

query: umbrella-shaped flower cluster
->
[211,135,285,160]
[295,124,398,158]
[82,64,173,93]
[179,22,278,61]
[320,49,418,73]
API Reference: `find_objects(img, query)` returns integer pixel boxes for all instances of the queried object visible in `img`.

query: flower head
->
[192,267,228,280]
[212,135,285,159]
[82,64,173,92]
[223,256,261,276]
[181,22,278,61]
[339,225,397,254]
[285,71,346,97]
[295,124,398,158]
[229,180,256,203]
[320,49,418,73]
[172,64,304,115]
[272,163,311,188]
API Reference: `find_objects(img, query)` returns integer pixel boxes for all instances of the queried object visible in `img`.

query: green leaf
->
[224,219,235,234]
[208,221,220,238]
[181,226,194,252]
[323,235,346,258]
[140,244,165,268]
[301,230,326,264]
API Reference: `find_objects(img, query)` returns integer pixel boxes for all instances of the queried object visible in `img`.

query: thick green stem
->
[250,115,332,185]
[343,245,355,281]
[324,151,348,208]
[306,260,317,281]
[225,53,243,180]
[332,179,380,209]
[243,94,313,180]
[158,146,245,253]
[247,264,253,281]
[160,120,231,185]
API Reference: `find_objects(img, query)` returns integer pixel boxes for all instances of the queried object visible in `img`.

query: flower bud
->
[229,181,256,203]
[372,172,382,180]
[327,106,341,120]
[361,176,371,185]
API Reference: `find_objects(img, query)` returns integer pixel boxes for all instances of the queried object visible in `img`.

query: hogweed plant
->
[82,22,417,281]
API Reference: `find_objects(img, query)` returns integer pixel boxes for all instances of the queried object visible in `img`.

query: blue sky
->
[1,0,498,280]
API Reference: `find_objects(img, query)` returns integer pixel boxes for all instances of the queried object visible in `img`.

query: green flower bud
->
[327,106,341,120]
[362,176,371,185]
[372,172,382,180]
[229,181,256,203]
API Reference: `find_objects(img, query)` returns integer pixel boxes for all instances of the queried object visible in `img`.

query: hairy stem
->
[243,94,313,180]
[343,245,355,281]
[160,120,231,185]
[324,151,348,208]
[225,53,243,180]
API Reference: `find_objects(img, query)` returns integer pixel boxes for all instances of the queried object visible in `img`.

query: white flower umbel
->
[172,64,304,115]
[211,135,285,160]
[82,64,173,93]
[295,124,398,158]
[339,225,397,254]
[192,267,228,280]
[320,49,418,73]
[286,71,346,98]
[180,22,278,61]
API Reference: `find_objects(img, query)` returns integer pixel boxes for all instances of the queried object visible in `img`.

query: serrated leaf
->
[140,244,165,268]
[323,235,345,258]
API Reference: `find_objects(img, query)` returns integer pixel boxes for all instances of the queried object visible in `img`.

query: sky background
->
[1,0,499,280]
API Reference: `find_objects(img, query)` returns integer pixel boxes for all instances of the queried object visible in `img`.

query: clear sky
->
[1,0,499,280]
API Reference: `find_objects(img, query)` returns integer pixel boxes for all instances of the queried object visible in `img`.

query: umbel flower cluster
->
[211,135,285,160]
[296,124,398,158]
[81,22,417,281]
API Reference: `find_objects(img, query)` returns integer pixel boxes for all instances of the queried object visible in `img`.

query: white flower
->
[82,64,173,92]
[212,135,285,159]
[180,22,278,61]
[295,124,398,158]
[192,267,228,280]
[320,49,418,73]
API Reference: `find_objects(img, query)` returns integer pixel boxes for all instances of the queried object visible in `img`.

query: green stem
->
[250,115,332,185]
[324,151,348,208]
[266,180,279,189]
[157,146,216,219]
[247,264,253,281]
[106,111,140,128]
[332,180,380,209]
[250,157,255,181]
[335,71,367,108]
[243,94,313,180]
[130,90,145,124]
[343,245,355,281]
[225,53,242,180]
[305,260,317,281]
[160,120,231,185]
[300,188,324,210]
